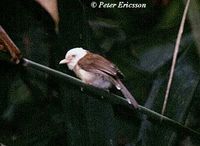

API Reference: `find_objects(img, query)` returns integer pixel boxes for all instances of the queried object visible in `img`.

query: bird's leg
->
[80,80,93,91]
[101,89,110,99]
[105,89,110,93]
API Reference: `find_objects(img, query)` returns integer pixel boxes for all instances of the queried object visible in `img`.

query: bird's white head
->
[59,47,87,70]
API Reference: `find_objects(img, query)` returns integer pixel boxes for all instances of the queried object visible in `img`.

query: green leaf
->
[136,46,200,146]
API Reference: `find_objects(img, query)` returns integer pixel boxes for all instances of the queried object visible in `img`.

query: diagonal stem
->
[161,0,191,116]
[20,58,200,138]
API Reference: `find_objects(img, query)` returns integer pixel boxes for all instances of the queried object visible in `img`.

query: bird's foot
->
[105,89,110,93]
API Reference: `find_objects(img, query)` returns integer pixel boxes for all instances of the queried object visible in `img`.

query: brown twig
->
[0,25,21,64]
[161,0,191,116]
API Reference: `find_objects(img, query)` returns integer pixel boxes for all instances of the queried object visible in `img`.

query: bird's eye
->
[72,55,76,57]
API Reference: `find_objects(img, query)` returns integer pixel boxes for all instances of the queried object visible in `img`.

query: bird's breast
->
[74,65,112,89]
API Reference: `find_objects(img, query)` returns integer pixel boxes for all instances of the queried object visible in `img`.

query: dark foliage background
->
[0,0,200,146]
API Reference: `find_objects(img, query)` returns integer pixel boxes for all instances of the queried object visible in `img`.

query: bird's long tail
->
[116,79,138,108]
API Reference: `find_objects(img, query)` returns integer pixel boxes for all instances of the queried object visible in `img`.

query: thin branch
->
[0,25,21,63]
[161,0,191,116]
[21,58,200,138]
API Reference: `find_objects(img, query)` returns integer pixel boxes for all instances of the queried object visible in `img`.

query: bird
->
[59,47,138,108]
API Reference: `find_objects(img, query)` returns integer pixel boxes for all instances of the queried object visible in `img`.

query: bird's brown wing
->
[78,52,124,78]
[78,52,138,108]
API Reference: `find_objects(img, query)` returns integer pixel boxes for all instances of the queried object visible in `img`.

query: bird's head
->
[59,47,87,70]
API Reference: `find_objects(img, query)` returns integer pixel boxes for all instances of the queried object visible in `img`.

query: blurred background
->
[0,0,200,145]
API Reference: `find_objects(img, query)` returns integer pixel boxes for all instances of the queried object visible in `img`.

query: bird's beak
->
[59,59,68,64]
